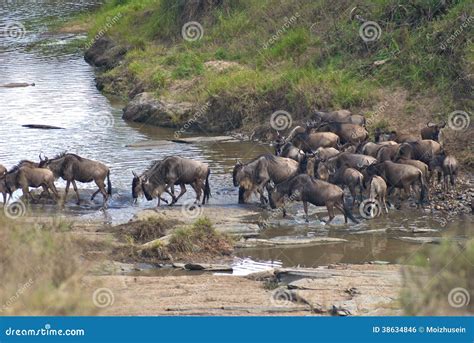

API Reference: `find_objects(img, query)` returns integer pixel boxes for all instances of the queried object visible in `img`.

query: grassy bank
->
[74,0,472,164]
[0,215,97,315]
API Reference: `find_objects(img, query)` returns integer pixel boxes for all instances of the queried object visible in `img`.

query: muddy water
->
[1,0,472,268]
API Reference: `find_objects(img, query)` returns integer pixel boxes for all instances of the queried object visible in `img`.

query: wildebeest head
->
[422,121,446,141]
[141,175,166,202]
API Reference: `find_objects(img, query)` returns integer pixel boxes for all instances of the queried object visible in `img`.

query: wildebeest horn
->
[236,160,242,166]
[39,153,44,161]
[427,121,435,127]
[132,171,138,177]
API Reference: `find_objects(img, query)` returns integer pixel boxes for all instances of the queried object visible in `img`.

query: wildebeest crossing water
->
[0,0,471,268]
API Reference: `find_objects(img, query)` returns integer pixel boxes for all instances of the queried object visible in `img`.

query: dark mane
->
[7,164,21,174]
[50,152,83,161]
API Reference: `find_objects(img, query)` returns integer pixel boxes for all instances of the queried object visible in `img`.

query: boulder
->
[122,92,194,128]
[84,36,127,70]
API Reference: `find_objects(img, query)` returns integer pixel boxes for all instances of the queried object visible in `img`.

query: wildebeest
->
[267,174,359,223]
[421,121,445,141]
[323,163,364,207]
[375,128,418,143]
[0,164,6,177]
[274,141,305,163]
[316,122,368,145]
[39,153,111,205]
[429,153,459,192]
[357,141,397,158]
[368,175,389,215]
[138,156,211,206]
[313,110,365,126]
[397,140,443,164]
[132,161,170,205]
[376,144,401,162]
[233,154,299,204]
[324,152,377,172]
[4,164,59,202]
[367,161,428,204]
[0,176,10,206]
[289,128,340,152]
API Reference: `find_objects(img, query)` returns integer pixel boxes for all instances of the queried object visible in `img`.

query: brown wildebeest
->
[4,165,59,202]
[317,122,368,145]
[267,174,359,223]
[398,140,443,164]
[323,163,364,207]
[136,156,210,206]
[233,154,299,204]
[132,161,170,205]
[429,153,459,192]
[376,144,401,162]
[0,164,6,177]
[289,128,340,153]
[0,176,10,206]
[39,153,111,205]
[368,175,389,215]
[367,161,428,204]
[375,128,418,143]
[357,141,397,158]
[324,152,377,172]
[274,141,305,163]
[313,110,365,126]
[421,121,446,141]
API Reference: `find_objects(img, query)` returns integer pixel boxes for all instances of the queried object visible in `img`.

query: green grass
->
[73,0,472,133]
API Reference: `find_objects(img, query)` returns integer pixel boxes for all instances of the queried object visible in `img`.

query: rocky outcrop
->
[122,92,194,128]
[84,36,127,70]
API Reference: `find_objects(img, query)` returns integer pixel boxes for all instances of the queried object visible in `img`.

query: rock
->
[22,124,64,130]
[396,237,442,244]
[240,236,347,247]
[184,263,233,272]
[204,60,241,73]
[122,92,194,128]
[0,82,35,88]
[84,36,127,70]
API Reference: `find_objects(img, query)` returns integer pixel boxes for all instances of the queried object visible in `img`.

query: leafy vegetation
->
[401,238,474,315]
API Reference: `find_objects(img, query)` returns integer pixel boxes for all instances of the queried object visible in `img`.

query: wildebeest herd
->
[0,109,459,225]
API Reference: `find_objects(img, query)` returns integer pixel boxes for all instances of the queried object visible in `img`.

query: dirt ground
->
[83,264,402,316]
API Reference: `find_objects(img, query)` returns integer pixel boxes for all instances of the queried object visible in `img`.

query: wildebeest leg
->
[90,189,101,201]
[334,202,347,223]
[94,179,109,205]
[303,201,309,222]
[171,184,187,204]
[71,180,81,205]
[349,186,356,207]
[326,203,335,223]
[189,181,201,204]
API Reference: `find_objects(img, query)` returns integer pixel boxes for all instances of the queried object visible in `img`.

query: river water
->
[1,0,471,268]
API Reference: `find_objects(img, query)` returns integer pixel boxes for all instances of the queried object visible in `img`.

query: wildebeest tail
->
[107,170,112,195]
[343,195,359,224]
[203,169,211,204]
